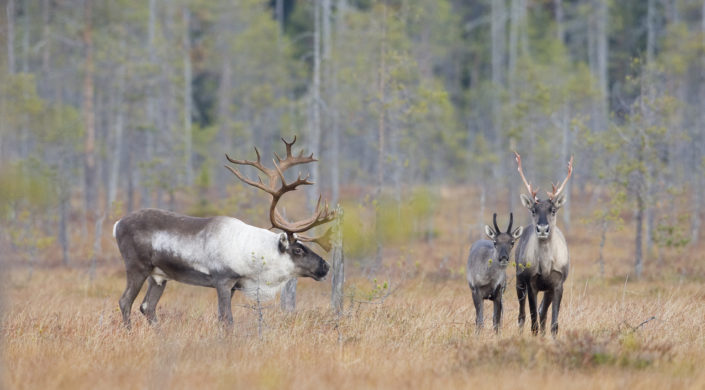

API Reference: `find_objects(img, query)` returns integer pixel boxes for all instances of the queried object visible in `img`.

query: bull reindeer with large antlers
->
[513,152,573,336]
[113,137,335,328]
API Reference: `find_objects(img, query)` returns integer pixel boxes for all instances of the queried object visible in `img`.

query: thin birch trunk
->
[331,206,344,314]
[89,214,106,281]
[108,50,126,209]
[554,0,564,43]
[595,0,608,131]
[83,0,97,216]
[635,193,644,278]
[373,2,388,275]
[21,0,29,74]
[330,0,346,205]
[142,0,158,209]
[491,0,506,198]
[182,6,193,186]
[7,0,15,74]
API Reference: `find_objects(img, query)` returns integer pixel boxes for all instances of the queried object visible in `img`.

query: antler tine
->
[514,151,539,201]
[224,165,277,196]
[274,137,318,172]
[547,155,574,200]
[273,194,336,233]
[225,148,279,189]
[507,212,513,233]
[492,213,500,234]
[297,226,334,252]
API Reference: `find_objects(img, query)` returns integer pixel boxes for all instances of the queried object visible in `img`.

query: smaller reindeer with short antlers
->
[466,213,523,333]
[513,151,573,336]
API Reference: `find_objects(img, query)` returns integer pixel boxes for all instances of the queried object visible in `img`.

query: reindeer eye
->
[293,248,304,256]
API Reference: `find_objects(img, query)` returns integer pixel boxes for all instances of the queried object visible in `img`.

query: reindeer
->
[113,137,335,328]
[513,151,573,336]
[467,213,523,333]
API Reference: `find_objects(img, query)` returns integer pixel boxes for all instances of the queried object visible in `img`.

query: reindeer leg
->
[527,282,539,335]
[140,278,166,325]
[216,281,235,328]
[539,291,553,336]
[517,281,527,332]
[551,285,564,336]
[492,295,503,334]
[471,287,484,333]
[119,269,149,329]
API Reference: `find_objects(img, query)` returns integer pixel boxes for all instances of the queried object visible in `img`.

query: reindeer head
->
[514,151,573,240]
[484,212,523,265]
[225,136,335,280]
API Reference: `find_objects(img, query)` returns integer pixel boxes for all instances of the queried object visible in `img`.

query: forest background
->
[1,0,705,388]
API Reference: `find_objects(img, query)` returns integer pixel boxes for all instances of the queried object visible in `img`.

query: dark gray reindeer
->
[513,151,573,336]
[113,137,335,328]
[466,213,523,332]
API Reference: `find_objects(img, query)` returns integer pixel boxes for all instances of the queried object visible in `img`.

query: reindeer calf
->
[466,213,523,332]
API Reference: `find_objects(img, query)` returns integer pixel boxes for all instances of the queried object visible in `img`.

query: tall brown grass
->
[3,186,705,389]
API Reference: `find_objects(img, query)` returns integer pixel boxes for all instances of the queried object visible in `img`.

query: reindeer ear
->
[278,232,290,252]
[484,225,496,240]
[553,192,566,208]
[520,194,534,209]
[512,226,524,239]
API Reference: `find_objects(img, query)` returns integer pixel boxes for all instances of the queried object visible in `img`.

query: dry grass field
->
[3,187,705,389]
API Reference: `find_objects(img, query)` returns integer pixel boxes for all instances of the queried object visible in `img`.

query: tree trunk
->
[646,0,656,64]
[554,0,564,43]
[599,219,607,277]
[142,0,158,209]
[508,0,526,207]
[182,6,193,186]
[21,0,29,74]
[127,126,135,212]
[490,0,506,204]
[479,185,486,239]
[373,2,388,275]
[690,0,705,245]
[6,0,15,74]
[83,0,97,216]
[330,0,346,205]
[330,206,344,314]
[216,56,233,197]
[276,0,284,32]
[108,54,126,209]
[595,0,608,131]
[635,192,644,278]
[694,1,705,245]
[19,0,30,159]
[308,0,322,207]
[561,107,572,231]
[89,214,105,281]
[59,188,70,266]
[41,0,49,70]
[280,279,297,312]
[41,0,51,96]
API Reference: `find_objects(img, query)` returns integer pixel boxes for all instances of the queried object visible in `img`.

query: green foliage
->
[0,161,58,264]
[654,214,690,250]
[347,278,391,302]
[341,187,438,258]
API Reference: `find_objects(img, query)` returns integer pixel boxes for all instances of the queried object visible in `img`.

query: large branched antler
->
[514,151,539,201]
[547,155,573,200]
[225,136,336,250]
